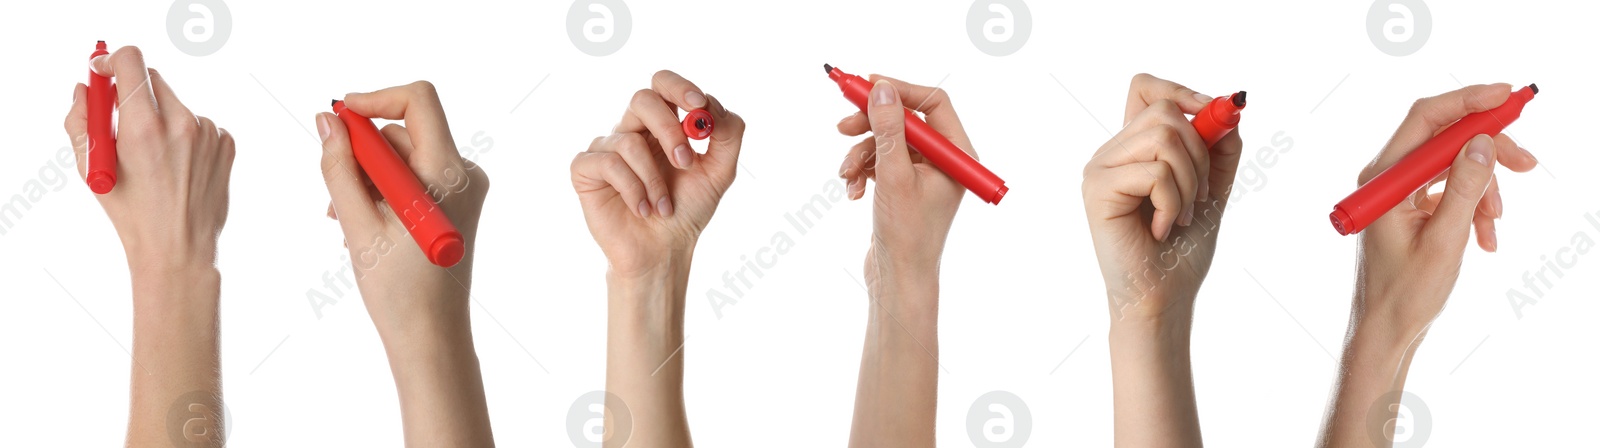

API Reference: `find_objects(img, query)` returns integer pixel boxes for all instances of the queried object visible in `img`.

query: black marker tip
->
[331,99,339,106]
[1529,84,1539,94]
[823,63,834,74]
[1232,91,1247,107]
[696,118,707,130]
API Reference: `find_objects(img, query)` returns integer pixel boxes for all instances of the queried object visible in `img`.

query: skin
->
[313,81,495,447]
[1317,84,1537,447]
[64,46,236,447]
[570,70,746,448]
[835,77,971,447]
[1081,74,1245,447]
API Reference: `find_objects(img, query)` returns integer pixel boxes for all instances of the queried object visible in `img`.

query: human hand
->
[64,45,235,276]
[1352,83,1538,339]
[571,70,745,280]
[835,76,969,299]
[1082,74,1245,323]
[314,81,490,331]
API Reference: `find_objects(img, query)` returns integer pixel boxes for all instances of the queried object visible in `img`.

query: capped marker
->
[1190,91,1246,148]
[823,64,1009,204]
[1330,84,1539,235]
[682,108,714,140]
[86,40,117,194]
[331,99,465,267]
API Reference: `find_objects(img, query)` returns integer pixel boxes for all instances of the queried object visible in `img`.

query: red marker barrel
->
[332,100,465,267]
[86,41,117,194]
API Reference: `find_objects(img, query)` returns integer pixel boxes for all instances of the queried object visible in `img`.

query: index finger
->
[649,70,708,110]
[866,75,974,154]
[90,46,159,127]
[342,81,460,170]
[1124,73,1212,126]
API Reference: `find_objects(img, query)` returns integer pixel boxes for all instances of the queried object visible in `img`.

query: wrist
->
[607,249,691,348]
[129,262,220,311]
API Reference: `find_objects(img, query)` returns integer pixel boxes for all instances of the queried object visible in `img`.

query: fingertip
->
[871,80,899,107]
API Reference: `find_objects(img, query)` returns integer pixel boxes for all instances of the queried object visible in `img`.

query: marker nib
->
[1529,83,1539,94]
[823,63,834,74]
[1232,91,1247,107]
[331,99,339,106]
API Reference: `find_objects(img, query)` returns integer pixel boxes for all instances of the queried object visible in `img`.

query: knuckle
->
[171,115,201,139]
[408,80,441,102]
[629,89,657,109]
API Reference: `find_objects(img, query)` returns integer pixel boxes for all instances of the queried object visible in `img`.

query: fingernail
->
[684,91,707,109]
[838,114,855,127]
[1466,135,1493,166]
[316,114,331,142]
[1197,182,1210,202]
[657,196,674,218]
[838,159,853,178]
[1180,202,1194,227]
[674,144,694,168]
[1487,231,1499,252]
[872,81,895,106]
[1194,92,1214,105]
[636,200,651,219]
[848,176,865,200]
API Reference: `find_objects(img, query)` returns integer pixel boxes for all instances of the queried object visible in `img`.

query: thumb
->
[1423,134,1496,249]
[868,80,913,189]
[317,112,382,231]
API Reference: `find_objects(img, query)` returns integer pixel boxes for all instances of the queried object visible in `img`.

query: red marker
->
[824,64,1008,204]
[1330,84,1538,235]
[86,41,117,194]
[331,100,465,267]
[682,108,714,140]
[1191,91,1246,148]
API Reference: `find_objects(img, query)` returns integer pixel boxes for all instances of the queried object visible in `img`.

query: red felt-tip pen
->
[1191,91,1246,148]
[682,108,713,140]
[1330,84,1538,235]
[824,64,1008,204]
[86,41,117,194]
[332,100,465,267]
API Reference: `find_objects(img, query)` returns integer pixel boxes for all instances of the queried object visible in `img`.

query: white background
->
[1,0,1595,446]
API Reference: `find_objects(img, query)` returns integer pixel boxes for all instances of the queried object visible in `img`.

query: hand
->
[1083,74,1245,448]
[314,81,494,447]
[1317,84,1538,448]
[835,76,968,298]
[1082,73,1244,323]
[64,45,232,448]
[1353,84,1538,335]
[574,70,744,448]
[837,76,971,448]
[315,81,490,331]
[65,45,235,275]
[571,70,745,280]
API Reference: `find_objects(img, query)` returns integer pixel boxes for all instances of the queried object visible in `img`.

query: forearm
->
[1108,295,1200,448]
[127,264,223,448]
[376,289,494,447]
[606,251,693,448]
[1317,305,1420,448]
[849,264,939,448]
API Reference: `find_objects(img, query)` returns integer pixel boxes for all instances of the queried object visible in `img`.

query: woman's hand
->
[314,81,494,447]
[1082,74,1245,324]
[572,70,745,281]
[1318,84,1538,448]
[64,45,233,448]
[66,45,235,276]
[837,76,972,448]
